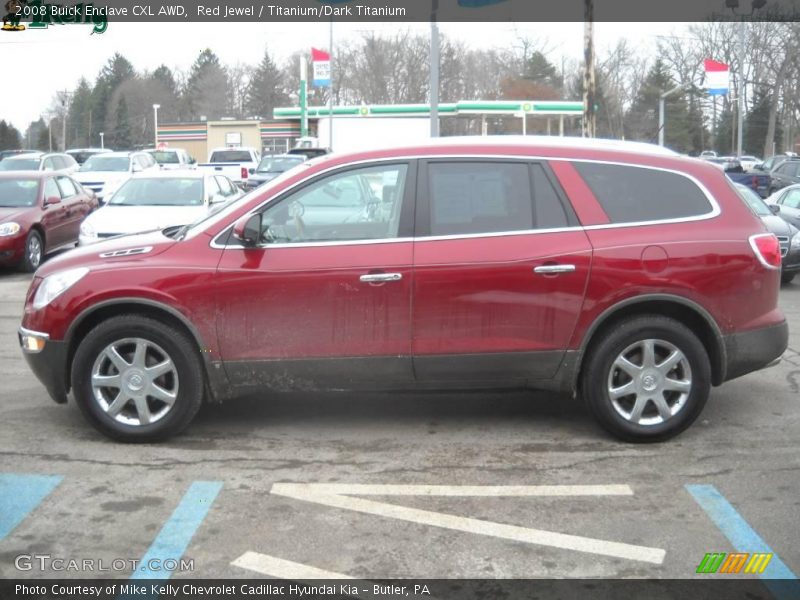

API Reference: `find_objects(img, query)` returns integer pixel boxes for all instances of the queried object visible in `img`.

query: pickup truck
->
[197,147,260,189]
[705,157,771,198]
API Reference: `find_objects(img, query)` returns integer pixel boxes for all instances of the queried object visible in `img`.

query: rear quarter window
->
[573,162,713,224]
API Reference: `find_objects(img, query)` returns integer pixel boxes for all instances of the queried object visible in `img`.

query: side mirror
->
[770,204,781,215]
[232,213,262,247]
[44,195,61,206]
[210,193,226,204]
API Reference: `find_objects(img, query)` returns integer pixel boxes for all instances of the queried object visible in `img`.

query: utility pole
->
[59,89,71,151]
[300,58,308,138]
[582,0,596,138]
[99,132,104,149]
[329,16,334,150]
[429,0,440,137]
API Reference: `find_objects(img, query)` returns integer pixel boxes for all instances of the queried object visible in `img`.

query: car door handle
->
[360,273,403,283]
[534,264,576,274]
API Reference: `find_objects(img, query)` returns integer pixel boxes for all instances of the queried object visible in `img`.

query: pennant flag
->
[312,48,331,87]
[704,59,729,96]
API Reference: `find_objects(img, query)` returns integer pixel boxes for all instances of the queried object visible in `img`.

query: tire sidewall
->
[20,230,42,272]
[72,317,203,442]
[584,317,711,442]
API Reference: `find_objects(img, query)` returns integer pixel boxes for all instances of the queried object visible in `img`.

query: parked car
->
[19,137,787,443]
[739,155,762,172]
[0,149,38,162]
[699,150,717,159]
[0,152,79,175]
[767,158,800,194]
[78,171,240,245]
[705,157,770,197]
[243,154,306,191]
[73,151,158,204]
[0,172,97,271]
[754,154,798,174]
[66,148,112,166]
[197,147,260,188]
[146,148,196,170]
[733,183,800,284]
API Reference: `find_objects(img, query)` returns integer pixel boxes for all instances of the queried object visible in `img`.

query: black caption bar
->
[10,0,800,23]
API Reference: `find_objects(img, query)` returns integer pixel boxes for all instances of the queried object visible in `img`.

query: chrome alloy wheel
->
[90,338,179,426]
[27,235,41,268]
[607,339,692,426]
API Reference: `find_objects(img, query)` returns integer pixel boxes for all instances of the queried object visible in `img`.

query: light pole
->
[659,83,693,147]
[727,0,766,157]
[430,0,440,137]
[99,132,104,149]
[152,104,160,149]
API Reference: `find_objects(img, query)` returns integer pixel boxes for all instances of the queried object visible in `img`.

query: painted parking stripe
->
[272,483,665,564]
[233,551,355,579]
[0,473,62,540]
[130,481,222,580]
[686,484,799,600]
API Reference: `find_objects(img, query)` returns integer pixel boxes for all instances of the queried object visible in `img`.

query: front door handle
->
[534,264,576,275]
[360,273,403,283]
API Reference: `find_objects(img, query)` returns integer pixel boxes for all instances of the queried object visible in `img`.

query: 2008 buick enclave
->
[19,137,788,442]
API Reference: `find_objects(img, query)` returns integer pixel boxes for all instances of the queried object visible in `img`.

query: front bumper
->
[782,246,800,273]
[18,328,68,404]
[0,233,25,265]
[723,320,788,382]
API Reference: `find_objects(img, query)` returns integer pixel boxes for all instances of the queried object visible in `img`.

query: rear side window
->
[426,162,568,236]
[573,162,713,224]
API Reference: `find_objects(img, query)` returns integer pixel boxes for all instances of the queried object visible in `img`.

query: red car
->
[0,172,97,271]
[18,138,788,442]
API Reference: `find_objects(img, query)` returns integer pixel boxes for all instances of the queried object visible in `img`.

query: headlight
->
[792,232,800,249]
[32,267,89,310]
[0,222,21,237]
[80,221,96,238]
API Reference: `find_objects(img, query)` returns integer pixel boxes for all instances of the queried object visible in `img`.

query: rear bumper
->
[722,320,788,383]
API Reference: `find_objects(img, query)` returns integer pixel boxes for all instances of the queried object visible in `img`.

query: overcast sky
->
[1,21,683,133]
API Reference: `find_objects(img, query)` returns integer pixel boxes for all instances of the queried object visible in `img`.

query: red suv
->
[18,138,788,442]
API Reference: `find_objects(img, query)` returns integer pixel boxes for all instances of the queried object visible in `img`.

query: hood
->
[84,204,209,236]
[36,230,177,278]
[761,215,793,237]
[74,171,129,184]
[0,206,34,223]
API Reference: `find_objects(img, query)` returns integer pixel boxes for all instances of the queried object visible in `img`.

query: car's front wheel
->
[582,315,711,442]
[71,315,204,442]
[19,230,43,272]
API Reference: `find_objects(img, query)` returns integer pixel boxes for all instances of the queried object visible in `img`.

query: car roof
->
[67,148,110,153]
[129,169,206,179]
[5,152,44,160]
[0,171,54,180]
[91,151,134,158]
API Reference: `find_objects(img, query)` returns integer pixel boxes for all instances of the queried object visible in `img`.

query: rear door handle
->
[360,273,403,283]
[534,264,576,274]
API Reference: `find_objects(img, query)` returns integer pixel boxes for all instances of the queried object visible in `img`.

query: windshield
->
[257,157,302,173]
[0,179,39,206]
[109,178,204,206]
[80,156,130,172]
[68,151,102,165]
[149,151,180,164]
[0,158,39,171]
[209,150,252,162]
[734,184,771,217]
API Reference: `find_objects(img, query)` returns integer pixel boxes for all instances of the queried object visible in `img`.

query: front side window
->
[782,189,800,209]
[56,176,78,197]
[258,164,408,244]
[574,162,713,224]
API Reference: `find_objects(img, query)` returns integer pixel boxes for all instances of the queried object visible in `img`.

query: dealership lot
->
[0,268,798,581]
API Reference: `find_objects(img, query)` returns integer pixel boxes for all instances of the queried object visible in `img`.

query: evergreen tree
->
[244,48,288,119]
[0,120,22,150]
[714,103,736,155]
[185,49,229,120]
[92,53,136,142]
[524,51,562,90]
[744,89,781,157]
[67,78,94,149]
[111,96,132,149]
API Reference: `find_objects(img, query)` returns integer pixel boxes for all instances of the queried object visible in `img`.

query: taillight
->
[749,233,782,269]
[241,167,248,180]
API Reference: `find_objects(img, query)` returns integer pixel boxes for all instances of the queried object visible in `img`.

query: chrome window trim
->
[204,153,721,250]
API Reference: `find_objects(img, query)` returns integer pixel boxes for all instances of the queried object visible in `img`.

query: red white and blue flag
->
[704,59,729,96]
[312,48,331,88]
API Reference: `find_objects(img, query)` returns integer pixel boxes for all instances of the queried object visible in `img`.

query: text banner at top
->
[10,0,800,25]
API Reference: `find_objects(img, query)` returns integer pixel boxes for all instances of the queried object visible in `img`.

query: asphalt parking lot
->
[0,266,798,584]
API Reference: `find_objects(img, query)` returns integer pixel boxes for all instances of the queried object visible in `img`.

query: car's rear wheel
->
[71,315,204,442]
[582,315,711,442]
[19,230,43,272]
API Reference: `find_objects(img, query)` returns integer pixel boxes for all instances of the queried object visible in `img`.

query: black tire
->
[19,229,43,272]
[71,315,204,442]
[781,272,795,285]
[581,315,711,443]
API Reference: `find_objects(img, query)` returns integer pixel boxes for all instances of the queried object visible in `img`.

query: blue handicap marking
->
[687,484,799,600]
[130,481,223,581]
[0,473,63,540]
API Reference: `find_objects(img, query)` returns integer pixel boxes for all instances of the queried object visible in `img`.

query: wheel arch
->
[575,294,727,388]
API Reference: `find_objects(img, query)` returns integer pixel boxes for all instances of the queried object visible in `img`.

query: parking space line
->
[232,551,355,579]
[130,481,222,580]
[686,484,799,599]
[0,473,62,540]
[272,483,665,564]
